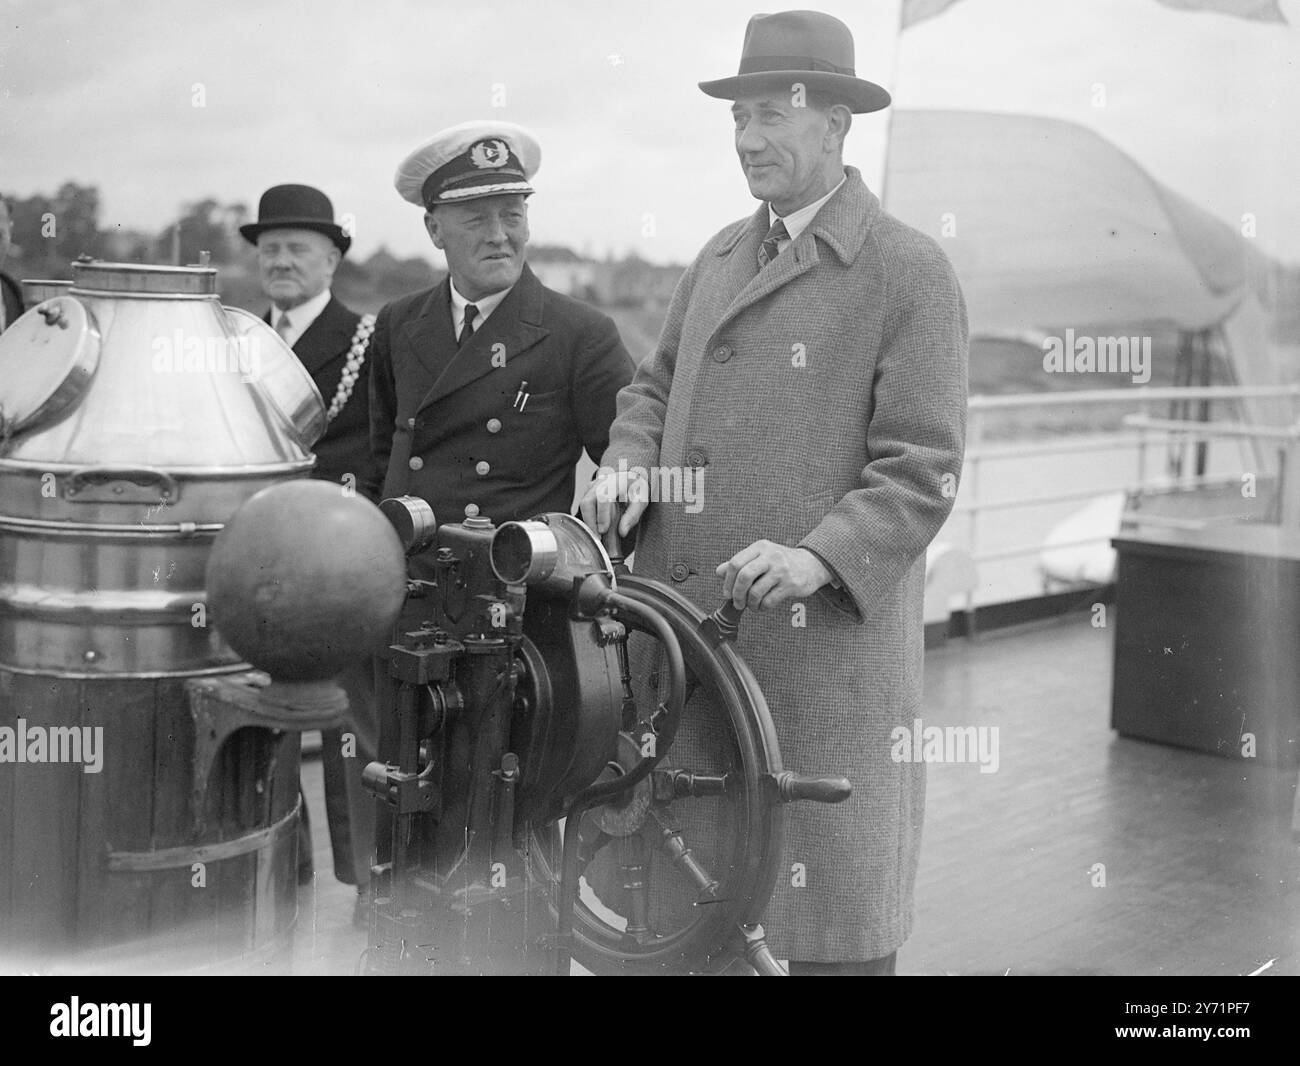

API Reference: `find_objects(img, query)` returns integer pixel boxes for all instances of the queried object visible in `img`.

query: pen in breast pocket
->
[514,381,529,411]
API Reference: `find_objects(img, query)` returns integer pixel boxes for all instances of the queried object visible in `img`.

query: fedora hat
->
[240,184,351,254]
[699,10,890,114]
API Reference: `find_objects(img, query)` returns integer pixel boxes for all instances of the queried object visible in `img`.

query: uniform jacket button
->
[465,503,480,518]
[408,456,424,471]
[712,344,733,363]
[685,448,708,468]
[475,460,490,476]
[407,417,417,429]
[486,418,502,433]
[669,562,689,582]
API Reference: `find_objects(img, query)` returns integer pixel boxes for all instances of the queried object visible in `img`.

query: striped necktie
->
[758,218,789,268]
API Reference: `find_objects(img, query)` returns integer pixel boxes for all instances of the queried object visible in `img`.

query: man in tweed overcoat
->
[582,11,968,973]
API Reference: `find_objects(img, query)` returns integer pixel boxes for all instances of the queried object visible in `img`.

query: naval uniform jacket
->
[601,167,970,961]
[368,264,634,544]
[263,295,383,500]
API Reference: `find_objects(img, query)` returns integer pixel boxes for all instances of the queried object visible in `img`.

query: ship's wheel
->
[525,575,848,976]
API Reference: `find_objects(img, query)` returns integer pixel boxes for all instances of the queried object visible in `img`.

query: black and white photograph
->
[0,0,1296,1027]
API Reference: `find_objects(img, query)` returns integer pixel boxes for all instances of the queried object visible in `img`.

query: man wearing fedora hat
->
[242,183,384,921]
[583,10,969,974]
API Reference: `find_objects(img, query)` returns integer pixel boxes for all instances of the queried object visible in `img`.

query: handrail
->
[1122,414,1300,441]
[955,383,1300,608]
[1119,514,1212,531]
[968,384,1300,411]
[971,432,1149,460]
[949,473,1244,516]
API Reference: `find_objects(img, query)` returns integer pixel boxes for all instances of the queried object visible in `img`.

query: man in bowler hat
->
[243,183,383,923]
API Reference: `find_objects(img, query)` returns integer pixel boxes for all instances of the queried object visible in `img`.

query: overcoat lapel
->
[400,278,458,390]
[713,205,770,307]
[710,174,877,334]
[713,203,816,328]
[416,264,550,413]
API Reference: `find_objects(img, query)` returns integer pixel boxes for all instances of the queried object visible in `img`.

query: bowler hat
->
[699,10,890,114]
[240,184,351,254]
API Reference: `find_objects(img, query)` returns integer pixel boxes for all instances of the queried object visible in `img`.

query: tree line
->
[1,182,440,313]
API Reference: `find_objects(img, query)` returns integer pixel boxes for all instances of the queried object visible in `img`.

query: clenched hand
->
[717,541,832,610]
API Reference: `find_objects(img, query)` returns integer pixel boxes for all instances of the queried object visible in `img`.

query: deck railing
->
[955,385,1300,604]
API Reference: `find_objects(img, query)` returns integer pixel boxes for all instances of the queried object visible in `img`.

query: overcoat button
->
[685,448,708,468]
[407,417,416,429]
[669,563,689,582]
[476,461,490,476]
[408,456,424,471]
[465,503,480,517]
[712,345,733,363]
[487,418,502,433]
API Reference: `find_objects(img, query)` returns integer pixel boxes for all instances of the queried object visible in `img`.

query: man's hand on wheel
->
[717,541,832,610]
[579,466,650,538]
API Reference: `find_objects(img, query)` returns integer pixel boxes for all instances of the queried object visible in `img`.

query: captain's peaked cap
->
[395,121,541,209]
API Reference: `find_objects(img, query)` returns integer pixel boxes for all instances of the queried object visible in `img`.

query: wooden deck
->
[292,751,369,977]
[905,613,1300,976]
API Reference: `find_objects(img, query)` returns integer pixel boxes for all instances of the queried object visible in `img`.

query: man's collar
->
[418,264,543,327]
[274,287,332,329]
[715,166,877,266]
[449,276,515,321]
[769,172,848,241]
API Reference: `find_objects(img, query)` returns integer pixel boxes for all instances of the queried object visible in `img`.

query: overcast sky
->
[1,0,1296,266]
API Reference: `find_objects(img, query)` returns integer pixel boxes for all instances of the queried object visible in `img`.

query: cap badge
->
[469,139,510,169]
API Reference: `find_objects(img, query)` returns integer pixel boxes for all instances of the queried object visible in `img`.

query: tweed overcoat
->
[601,167,969,961]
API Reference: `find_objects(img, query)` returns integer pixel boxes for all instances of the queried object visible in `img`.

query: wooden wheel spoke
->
[569,810,612,877]
[615,834,657,945]
[647,806,722,904]
[651,767,730,804]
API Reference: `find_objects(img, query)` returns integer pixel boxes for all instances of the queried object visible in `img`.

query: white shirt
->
[450,278,514,339]
[272,287,332,349]
[767,173,847,252]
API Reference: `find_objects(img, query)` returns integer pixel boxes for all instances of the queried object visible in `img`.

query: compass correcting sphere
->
[206,480,408,680]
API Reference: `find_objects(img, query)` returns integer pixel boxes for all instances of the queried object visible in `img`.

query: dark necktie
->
[758,218,789,268]
[458,303,479,346]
